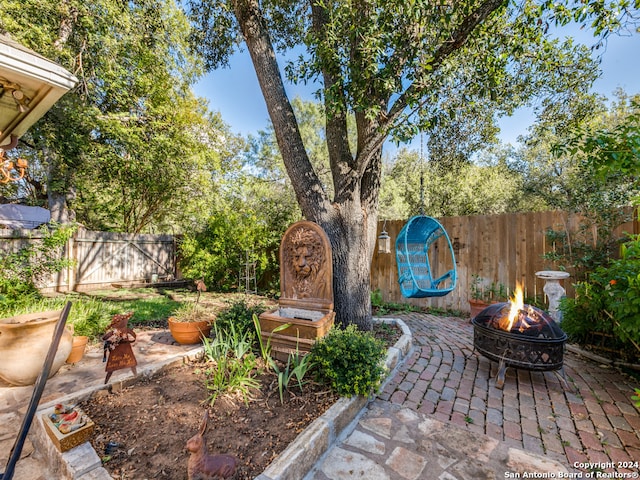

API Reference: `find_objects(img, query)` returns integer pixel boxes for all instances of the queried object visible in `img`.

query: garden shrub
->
[310,324,387,397]
[215,299,266,348]
[560,234,640,362]
[0,223,76,308]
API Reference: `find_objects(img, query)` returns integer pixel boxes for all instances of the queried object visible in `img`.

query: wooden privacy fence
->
[0,229,178,292]
[1,209,635,304]
[371,209,637,313]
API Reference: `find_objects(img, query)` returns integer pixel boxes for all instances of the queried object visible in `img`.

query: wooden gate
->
[0,229,178,292]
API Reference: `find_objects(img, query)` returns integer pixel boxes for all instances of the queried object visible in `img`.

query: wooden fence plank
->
[0,229,177,292]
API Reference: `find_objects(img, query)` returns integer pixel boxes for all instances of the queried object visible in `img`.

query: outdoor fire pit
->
[471,287,568,389]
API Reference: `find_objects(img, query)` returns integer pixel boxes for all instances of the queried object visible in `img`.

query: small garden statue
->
[186,410,237,480]
[102,312,137,384]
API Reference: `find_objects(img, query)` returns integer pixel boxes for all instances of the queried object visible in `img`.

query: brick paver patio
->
[378,313,640,474]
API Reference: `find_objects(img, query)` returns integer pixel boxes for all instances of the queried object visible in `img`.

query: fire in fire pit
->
[472,285,568,389]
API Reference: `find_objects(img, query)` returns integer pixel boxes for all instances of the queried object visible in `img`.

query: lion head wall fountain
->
[258,220,335,360]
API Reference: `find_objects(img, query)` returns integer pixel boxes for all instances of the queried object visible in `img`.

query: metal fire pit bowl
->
[472,302,568,389]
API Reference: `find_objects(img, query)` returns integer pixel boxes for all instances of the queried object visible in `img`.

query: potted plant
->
[469,275,509,319]
[66,334,89,364]
[168,302,215,344]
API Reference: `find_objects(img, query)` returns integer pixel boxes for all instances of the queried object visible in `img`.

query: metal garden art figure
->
[103,312,137,383]
[186,410,237,480]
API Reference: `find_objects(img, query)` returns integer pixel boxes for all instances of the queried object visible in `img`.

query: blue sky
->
[193,27,640,148]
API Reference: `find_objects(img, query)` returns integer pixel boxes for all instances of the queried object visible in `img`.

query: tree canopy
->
[0,0,225,233]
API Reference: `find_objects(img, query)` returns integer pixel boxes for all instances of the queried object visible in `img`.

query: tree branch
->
[310,1,358,203]
[233,0,330,219]
[381,0,508,147]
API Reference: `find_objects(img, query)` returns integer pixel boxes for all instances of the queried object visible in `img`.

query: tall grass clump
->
[201,322,259,405]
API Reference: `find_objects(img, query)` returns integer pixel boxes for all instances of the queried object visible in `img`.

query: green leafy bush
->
[0,223,76,307]
[310,324,387,397]
[560,234,640,362]
[215,299,266,348]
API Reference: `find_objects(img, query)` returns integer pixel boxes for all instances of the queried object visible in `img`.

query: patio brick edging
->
[255,317,413,480]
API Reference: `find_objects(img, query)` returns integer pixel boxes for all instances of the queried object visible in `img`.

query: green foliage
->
[63,299,113,337]
[632,389,640,409]
[177,194,292,291]
[470,275,509,303]
[274,351,314,404]
[251,313,312,403]
[310,325,386,397]
[0,296,112,339]
[1,0,224,233]
[559,94,640,358]
[0,290,180,340]
[370,289,385,310]
[201,322,259,405]
[215,300,266,348]
[371,289,419,317]
[285,351,314,393]
[178,105,307,292]
[0,224,76,307]
[520,92,640,281]
[560,234,640,362]
[380,147,529,220]
[252,314,288,369]
[561,96,640,185]
[542,225,623,284]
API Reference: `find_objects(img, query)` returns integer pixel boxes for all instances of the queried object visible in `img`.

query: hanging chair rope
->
[419,133,425,216]
[394,134,457,299]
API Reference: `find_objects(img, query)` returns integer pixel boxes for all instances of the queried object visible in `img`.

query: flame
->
[499,283,525,331]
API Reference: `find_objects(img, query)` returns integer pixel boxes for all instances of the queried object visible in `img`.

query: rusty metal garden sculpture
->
[186,410,237,480]
[102,312,137,384]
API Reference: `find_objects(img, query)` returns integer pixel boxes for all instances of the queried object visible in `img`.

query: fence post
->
[66,230,76,292]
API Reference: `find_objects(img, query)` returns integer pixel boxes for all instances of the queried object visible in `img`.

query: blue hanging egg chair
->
[395,215,457,298]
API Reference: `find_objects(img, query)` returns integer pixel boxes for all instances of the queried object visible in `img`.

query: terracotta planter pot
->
[0,309,73,386]
[168,317,211,345]
[66,335,89,364]
[469,299,491,320]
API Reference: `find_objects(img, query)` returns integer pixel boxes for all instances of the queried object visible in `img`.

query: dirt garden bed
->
[71,290,401,479]
[79,361,340,479]
[74,288,401,479]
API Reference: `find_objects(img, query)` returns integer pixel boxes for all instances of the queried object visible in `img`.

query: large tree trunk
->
[326,150,382,331]
[234,0,379,329]
[46,0,78,225]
